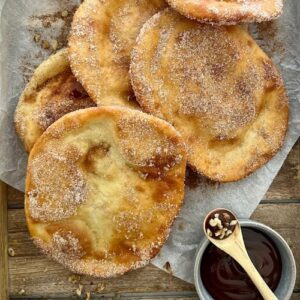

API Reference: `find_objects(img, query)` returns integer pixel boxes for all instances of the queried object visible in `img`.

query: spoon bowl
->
[203,207,240,246]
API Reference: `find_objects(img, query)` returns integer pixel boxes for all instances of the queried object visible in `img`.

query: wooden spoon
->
[203,208,278,300]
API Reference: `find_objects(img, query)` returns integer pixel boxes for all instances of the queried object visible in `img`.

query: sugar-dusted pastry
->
[130,9,289,182]
[15,49,95,152]
[167,0,284,25]
[68,0,167,109]
[25,106,187,277]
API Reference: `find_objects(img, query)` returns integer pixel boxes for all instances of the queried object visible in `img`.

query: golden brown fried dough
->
[130,9,289,182]
[68,0,167,109]
[25,106,187,277]
[15,49,95,152]
[167,0,283,25]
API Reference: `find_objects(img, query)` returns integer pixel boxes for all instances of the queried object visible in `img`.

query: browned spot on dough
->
[135,153,179,180]
[154,102,160,110]
[31,69,95,131]
[81,143,111,174]
[109,238,132,254]
[135,185,145,192]
[225,26,236,34]
[150,246,161,258]
[247,40,252,47]
[152,176,178,202]
[92,251,107,260]
[23,93,37,103]
[108,238,138,264]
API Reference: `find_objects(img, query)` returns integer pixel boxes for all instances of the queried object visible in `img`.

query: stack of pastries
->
[14,0,288,277]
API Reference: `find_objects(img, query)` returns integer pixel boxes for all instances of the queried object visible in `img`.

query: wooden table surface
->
[2,139,299,300]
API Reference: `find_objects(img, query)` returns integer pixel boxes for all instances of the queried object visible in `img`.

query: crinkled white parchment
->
[0,0,299,284]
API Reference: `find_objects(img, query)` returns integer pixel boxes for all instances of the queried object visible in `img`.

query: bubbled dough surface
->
[14,49,95,152]
[167,0,283,24]
[68,0,167,109]
[130,9,289,182]
[25,106,187,277]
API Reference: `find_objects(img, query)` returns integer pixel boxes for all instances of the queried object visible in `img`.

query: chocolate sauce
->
[204,209,237,240]
[201,228,282,300]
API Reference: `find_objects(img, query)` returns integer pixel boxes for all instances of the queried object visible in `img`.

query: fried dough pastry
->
[167,0,284,25]
[130,9,289,182]
[15,49,95,152]
[68,0,167,109]
[25,106,187,277]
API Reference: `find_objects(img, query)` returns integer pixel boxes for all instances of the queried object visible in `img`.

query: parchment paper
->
[0,0,299,284]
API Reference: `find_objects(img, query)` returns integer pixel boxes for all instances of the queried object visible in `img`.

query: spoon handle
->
[230,240,278,300]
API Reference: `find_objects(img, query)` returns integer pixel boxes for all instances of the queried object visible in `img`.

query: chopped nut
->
[214,213,219,218]
[42,20,51,28]
[51,40,58,51]
[230,220,238,226]
[76,284,83,296]
[226,230,233,236]
[220,232,226,239]
[18,289,25,295]
[209,218,218,227]
[33,34,41,43]
[206,228,213,237]
[8,247,15,257]
[95,282,105,293]
[61,10,69,17]
[68,274,81,284]
[217,222,223,230]
[41,40,50,49]
[163,261,172,274]
[215,229,223,237]
[86,291,91,300]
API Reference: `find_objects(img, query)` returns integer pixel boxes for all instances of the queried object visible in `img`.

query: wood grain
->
[6,204,300,298]
[8,294,300,300]
[7,139,300,209]
[291,294,300,300]
[0,181,8,300]
[265,139,300,201]
[120,294,200,300]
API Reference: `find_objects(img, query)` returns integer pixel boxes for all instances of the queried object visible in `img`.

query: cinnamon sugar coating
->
[167,0,284,25]
[68,0,167,109]
[25,106,187,277]
[15,49,95,152]
[130,9,289,182]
